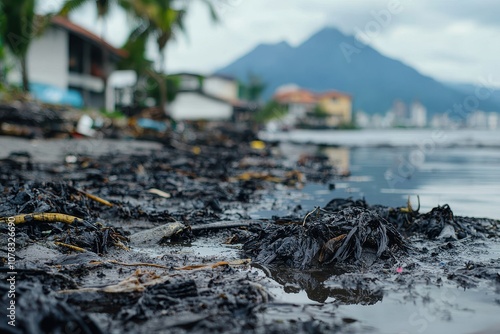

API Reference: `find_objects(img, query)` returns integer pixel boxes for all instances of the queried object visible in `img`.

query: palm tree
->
[58,0,134,29]
[59,0,218,112]
[125,1,183,111]
[0,0,36,91]
[127,0,218,112]
[59,0,115,18]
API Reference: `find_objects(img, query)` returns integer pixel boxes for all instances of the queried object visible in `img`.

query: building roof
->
[208,73,236,81]
[273,87,351,104]
[177,90,248,108]
[169,72,204,78]
[318,91,352,100]
[51,16,128,59]
[169,73,237,82]
[274,89,317,104]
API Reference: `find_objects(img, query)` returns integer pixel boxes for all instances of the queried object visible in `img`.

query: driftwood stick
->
[0,213,84,225]
[190,219,266,231]
[76,189,114,207]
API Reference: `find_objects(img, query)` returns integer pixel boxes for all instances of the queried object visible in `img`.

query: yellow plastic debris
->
[192,146,201,155]
[250,140,266,150]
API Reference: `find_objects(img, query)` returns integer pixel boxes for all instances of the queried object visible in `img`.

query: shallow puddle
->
[335,283,500,334]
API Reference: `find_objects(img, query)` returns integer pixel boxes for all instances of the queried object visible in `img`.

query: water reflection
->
[285,143,500,219]
[320,147,350,176]
[257,264,383,305]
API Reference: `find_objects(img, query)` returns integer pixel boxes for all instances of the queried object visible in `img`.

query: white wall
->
[203,77,238,101]
[27,27,68,89]
[178,75,201,90]
[169,92,232,121]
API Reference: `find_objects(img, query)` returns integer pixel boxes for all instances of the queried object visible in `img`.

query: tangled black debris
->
[1,127,499,334]
[241,207,407,269]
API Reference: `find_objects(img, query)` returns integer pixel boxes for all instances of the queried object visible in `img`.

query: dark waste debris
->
[1,125,499,333]
[240,207,407,269]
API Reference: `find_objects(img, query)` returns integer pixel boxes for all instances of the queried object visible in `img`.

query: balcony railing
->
[68,72,104,92]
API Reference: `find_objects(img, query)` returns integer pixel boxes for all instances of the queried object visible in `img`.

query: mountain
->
[444,81,500,107]
[216,27,500,115]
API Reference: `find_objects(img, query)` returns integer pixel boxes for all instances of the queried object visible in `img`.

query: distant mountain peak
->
[254,40,292,51]
[276,40,291,47]
[216,26,500,115]
[300,26,352,45]
[311,26,348,38]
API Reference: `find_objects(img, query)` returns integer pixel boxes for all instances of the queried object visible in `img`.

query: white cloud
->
[37,0,500,84]
[370,19,500,83]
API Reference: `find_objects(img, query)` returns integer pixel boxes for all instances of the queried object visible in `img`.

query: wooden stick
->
[1,213,84,225]
[54,241,87,253]
[77,189,113,207]
[190,220,265,231]
[107,260,168,269]
[175,258,251,271]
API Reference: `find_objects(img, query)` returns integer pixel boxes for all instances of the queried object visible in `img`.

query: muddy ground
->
[1,127,499,333]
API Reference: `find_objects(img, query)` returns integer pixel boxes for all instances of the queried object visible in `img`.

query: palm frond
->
[58,0,90,17]
[200,0,219,23]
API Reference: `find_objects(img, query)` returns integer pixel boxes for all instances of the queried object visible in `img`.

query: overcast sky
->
[39,0,500,86]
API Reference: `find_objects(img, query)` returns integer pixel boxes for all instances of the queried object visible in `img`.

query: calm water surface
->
[257,129,500,220]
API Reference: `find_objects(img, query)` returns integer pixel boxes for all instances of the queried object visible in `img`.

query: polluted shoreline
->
[1,127,499,333]
[259,128,500,149]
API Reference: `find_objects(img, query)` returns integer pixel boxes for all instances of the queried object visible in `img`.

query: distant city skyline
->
[38,0,500,87]
[355,100,499,130]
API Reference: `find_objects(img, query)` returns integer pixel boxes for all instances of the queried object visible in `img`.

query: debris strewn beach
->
[1,128,499,333]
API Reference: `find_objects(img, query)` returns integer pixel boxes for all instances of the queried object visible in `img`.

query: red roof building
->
[273,86,353,128]
[13,16,128,109]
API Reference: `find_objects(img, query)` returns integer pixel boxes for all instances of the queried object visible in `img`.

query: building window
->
[90,45,104,78]
[68,34,83,73]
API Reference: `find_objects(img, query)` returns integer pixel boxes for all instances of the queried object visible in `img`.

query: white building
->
[8,16,127,109]
[169,92,233,121]
[488,112,499,130]
[467,110,488,128]
[371,114,384,128]
[203,75,239,102]
[354,110,370,128]
[168,73,248,121]
[410,101,427,127]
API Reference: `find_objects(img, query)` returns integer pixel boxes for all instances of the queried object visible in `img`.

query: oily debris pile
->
[0,128,355,333]
[0,102,67,138]
[240,207,407,269]
[0,127,338,220]
[1,129,499,333]
[0,182,128,254]
[239,198,498,271]
[322,197,499,240]
[0,281,103,334]
[236,198,500,306]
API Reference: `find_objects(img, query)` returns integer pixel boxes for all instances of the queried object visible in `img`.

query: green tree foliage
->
[239,73,266,102]
[143,74,179,105]
[254,100,288,123]
[59,0,122,18]
[0,9,5,84]
[60,0,217,112]
[0,0,218,106]
[311,104,329,118]
[125,0,218,112]
[0,0,36,91]
[118,29,151,75]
